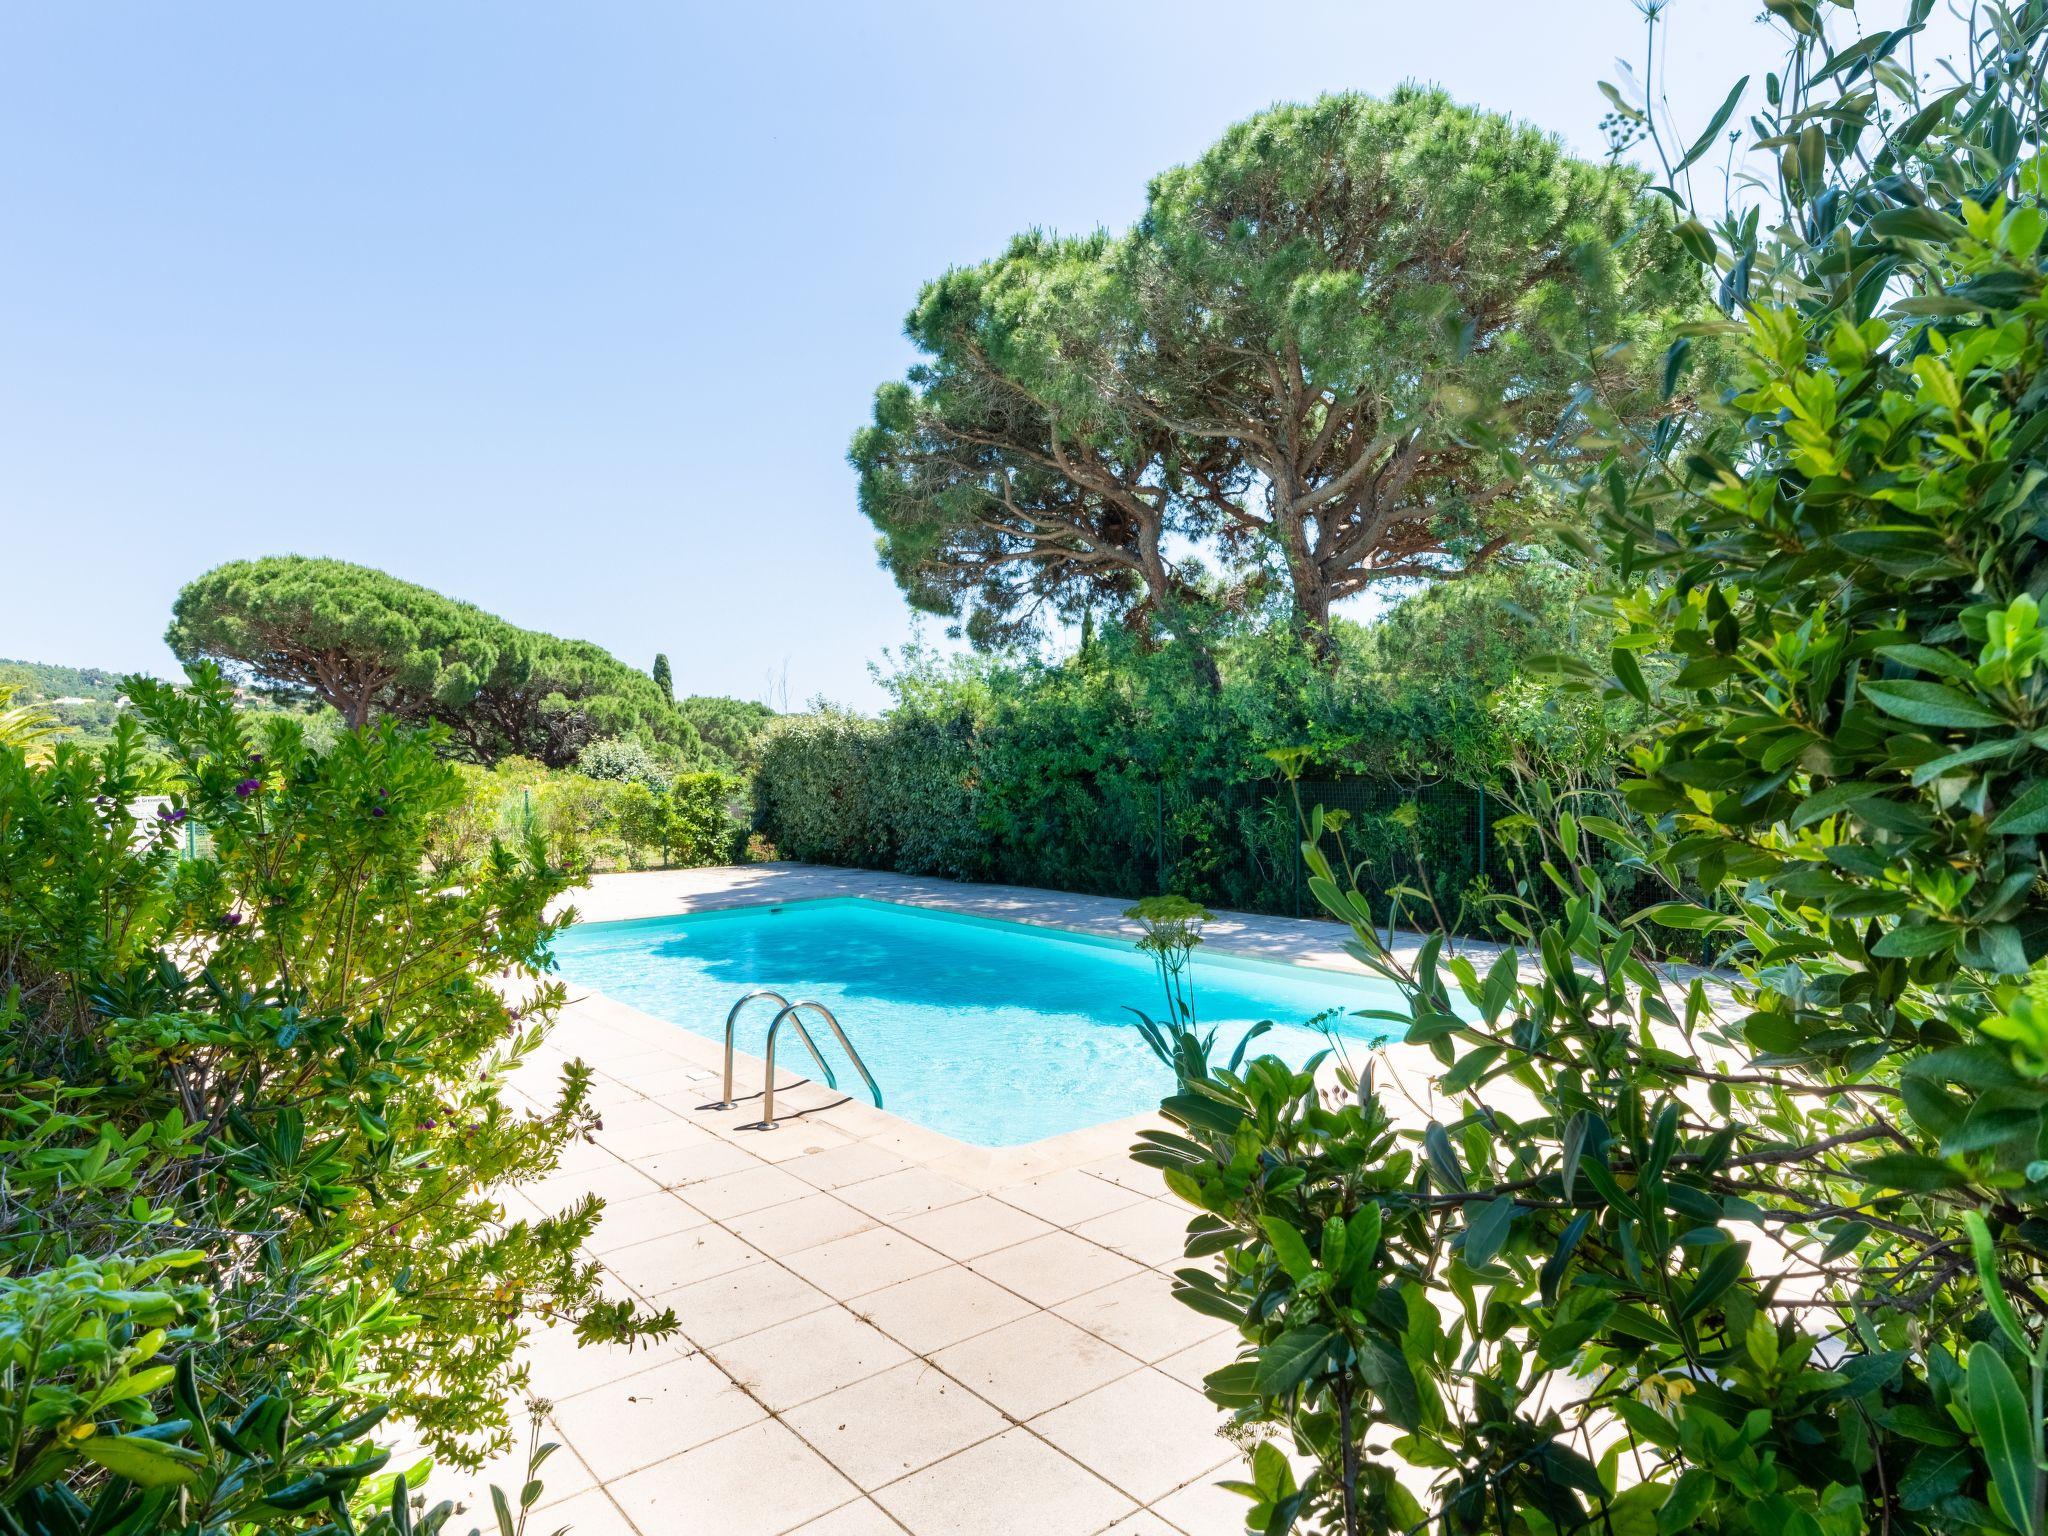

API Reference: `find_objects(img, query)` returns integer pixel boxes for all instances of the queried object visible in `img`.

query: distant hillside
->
[0,658,137,703]
[1,657,329,748]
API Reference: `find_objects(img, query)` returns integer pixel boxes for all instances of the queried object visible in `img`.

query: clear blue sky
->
[2,3,1786,709]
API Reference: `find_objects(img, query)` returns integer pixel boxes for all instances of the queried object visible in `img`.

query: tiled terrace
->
[443,864,1453,1536]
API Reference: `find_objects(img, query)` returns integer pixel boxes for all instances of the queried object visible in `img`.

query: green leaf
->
[1462,1196,1517,1268]
[1659,338,1692,404]
[1613,646,1651,703]
[1675,77,1749,172]
[1560,1113,1589,1202]
[1963,1212,2032,1355]
[1789,780,1881,828]
[1677,1241,1749,1323]
[1870,922,1961,959]
[1343,1205,1382,1291]
[1260,1217,1315,1283]
[1541,1210,1593,1306]
[1851,1152,1967,1191]
[1253,1326,1336,1396]
[1990,780,2048,835]
[1633,901,1737,933]
[1424,1121,1466,1192]
[1160,1092,1246,1137]
[1965,1343,2038,1536]
[1358,1337,1424,1432]
[1861,680,2007,729]
[1898,1445,1973,1511]
[1869,205,1968,243]
[75,1433,204,1488]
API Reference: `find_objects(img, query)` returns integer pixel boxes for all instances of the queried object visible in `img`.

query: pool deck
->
[457,864,1467,1536]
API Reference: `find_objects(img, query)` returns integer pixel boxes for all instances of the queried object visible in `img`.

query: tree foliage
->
[855,89,1699,659]
[167,557,698,767]
[0,667,676,1530]
[1148,5,2048,1533]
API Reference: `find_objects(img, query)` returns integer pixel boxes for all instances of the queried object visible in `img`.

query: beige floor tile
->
[785,1140,914,1191]
[668,1257,835,1347]
[850,1268,1036,1355]
[726,1191,877,1256]
[1151,1467,1251,1535]
[781,1227,949,1299]
[711,1305,912,1411]
[594,1115,717,1162]
[1030,1370,1234,1504]
[628,1064,721,1100]
[1053,1274,1229,1364]
[782,1360,1008,1489]
[1101,1513,1185,1536]
[1070,1200,1194,1269]
[995,1169,1146,1227]
[683,1161,815,1218]
[524,1488,637,1536]
[522,1160,662,1218]
[522,1319,692,1403]
[549,1351,764,1481]
[1153,1333,1240,1393]
[788,1498,908,1536]
[581,1077,653,1114]
[551,1134,625,1176]
[836,1167,977,1222]
[894,1196,1058,1262]
[587,1094,693,1133]
[873,1428,1135,1536]
[967,1232,1146,1308]
[930,1313,1139,1421]
[607,1419,857,1536]
[604,1224,765,1296]
[1076,1156,1161,1194]
[728,1116,859,1162]
[636,1137,761,1188]
[581,1189,706,1256]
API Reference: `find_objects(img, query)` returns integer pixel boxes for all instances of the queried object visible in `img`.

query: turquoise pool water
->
[551,897,1398,1147]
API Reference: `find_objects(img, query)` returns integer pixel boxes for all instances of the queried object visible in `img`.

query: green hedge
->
[754,616,1616,927]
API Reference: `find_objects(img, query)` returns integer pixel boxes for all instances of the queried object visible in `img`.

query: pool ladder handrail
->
[716,990,836,1108]
[759,1001,882,1128]
[714,991,884,1127]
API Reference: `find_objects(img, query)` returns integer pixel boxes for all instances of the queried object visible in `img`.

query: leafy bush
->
[450,756,750,875]
[0,666,677,1528]
[1146,5,2048,1533]
[756,607,1624,926]
[575,734,671,789]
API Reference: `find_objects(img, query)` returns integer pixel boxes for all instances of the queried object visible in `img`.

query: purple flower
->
[421,1117,438,1129]
[234,778,260,798]
[219,911,243,928]
[370,806,386,818]
[156,805,188,825]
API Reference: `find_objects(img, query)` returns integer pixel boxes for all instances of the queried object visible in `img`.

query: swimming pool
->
[551,897,1400,1147]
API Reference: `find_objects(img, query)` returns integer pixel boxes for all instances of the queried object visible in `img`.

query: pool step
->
[710,990,884,1130]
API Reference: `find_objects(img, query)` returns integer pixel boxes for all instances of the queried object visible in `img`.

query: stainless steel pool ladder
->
[714,990,883,1128]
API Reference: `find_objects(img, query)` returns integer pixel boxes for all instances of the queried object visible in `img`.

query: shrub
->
[0,665,677,1528]
[756,615,1626,926]
[1146,6,2048,1533]
[575,734,671,789]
